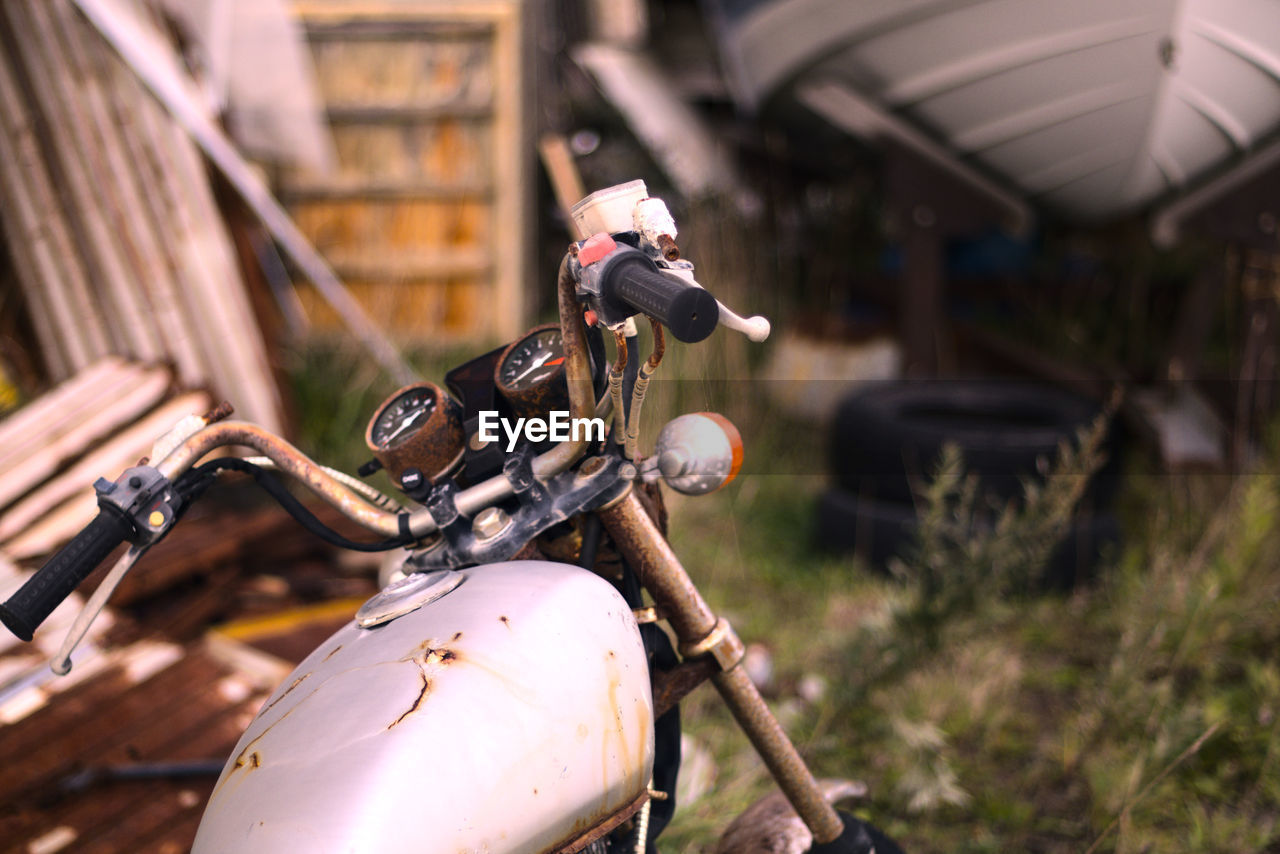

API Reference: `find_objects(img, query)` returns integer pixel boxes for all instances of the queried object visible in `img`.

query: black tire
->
[815,488,1119,589]
[809,812,906,854]
[830,381,1117,506]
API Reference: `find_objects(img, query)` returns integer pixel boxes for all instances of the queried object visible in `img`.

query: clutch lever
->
[715,300,771,343]
[51,544,147,674]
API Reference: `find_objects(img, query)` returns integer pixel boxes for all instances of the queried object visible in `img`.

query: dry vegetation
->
[661,413,1280,853]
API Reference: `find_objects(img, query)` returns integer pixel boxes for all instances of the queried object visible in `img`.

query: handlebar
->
[600,253,719,343]
[0,507,133,641]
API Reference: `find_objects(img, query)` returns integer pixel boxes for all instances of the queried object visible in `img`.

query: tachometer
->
[494,324,570,417]
[496,325,565,392]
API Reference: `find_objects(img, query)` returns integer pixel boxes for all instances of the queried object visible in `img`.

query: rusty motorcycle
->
[0,181,904,854]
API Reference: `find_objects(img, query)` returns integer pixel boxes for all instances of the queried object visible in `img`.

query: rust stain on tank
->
[389,672,432,729]
[262,672,311,713]
[231,750,262,772]
[499,615,511,629]
[322,645,343,662]
[407,638,462,667]
[452,631,464,642]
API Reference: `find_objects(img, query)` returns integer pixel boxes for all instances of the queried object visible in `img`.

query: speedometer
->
[365,382,465,486]
[496,325,565,393]
[369,385,438,450]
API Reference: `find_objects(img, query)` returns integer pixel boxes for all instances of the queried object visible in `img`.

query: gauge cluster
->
[365,323,603,492]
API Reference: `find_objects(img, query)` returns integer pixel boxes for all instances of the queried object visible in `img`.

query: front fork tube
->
[597,491,845,845]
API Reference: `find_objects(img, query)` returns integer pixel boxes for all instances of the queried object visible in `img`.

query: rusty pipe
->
[598,491,716,642]
[712,665,845,843]
[597,492,844,844]
[534,253,596,478]
[155,422,404,537]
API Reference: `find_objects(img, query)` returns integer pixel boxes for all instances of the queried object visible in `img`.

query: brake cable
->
[176,458,415,553]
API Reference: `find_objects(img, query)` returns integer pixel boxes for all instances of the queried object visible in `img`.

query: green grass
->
[658,414,1280,854]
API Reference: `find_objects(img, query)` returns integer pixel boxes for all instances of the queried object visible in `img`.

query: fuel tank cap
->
[356,569,465,629]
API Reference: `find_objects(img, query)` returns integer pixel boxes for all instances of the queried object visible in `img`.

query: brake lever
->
[51,544,146,675]
[715,300,771,343]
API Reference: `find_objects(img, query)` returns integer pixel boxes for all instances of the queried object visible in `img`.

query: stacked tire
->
[818,380,1121,588]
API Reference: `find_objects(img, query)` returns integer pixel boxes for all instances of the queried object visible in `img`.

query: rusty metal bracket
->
[406,454,631,573]
[679,617,745,672]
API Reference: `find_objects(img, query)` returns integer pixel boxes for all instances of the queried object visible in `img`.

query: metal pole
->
[598,491,845,844]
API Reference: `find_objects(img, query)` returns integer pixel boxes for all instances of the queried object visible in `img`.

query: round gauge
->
[494,324,572,418]
[497,325,565,393]
[369,385,438,450]
[365,382,465,486]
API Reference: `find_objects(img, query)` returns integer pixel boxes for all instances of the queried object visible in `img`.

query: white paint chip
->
[28,825,77,854]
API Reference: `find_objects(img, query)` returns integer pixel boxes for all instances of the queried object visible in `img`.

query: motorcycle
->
[0,180,902,853]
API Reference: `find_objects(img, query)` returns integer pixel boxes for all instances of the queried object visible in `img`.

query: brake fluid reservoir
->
[193,561,654,854]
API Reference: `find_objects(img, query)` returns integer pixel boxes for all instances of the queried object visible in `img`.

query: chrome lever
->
[716,300,771,342]
[52,545,146,675]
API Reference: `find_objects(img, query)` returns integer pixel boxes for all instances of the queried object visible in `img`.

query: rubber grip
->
[0,507,133,642]
[603,256,720,343]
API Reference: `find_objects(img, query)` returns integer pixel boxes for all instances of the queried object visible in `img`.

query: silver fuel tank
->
[192,560,655,853]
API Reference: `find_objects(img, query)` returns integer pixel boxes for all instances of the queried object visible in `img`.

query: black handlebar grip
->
[0,507,133,642]
[602,255,720,343]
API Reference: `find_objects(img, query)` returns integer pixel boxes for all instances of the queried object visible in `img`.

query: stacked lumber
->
[0,358,212,561]
[0,0,283,433]
[0,631,290,853]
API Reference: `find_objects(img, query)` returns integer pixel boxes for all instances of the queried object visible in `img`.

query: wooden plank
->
[326,104,491,123]
[2,0,164,362]
[44,0,210,389]
[0,361,161,474]
[0,358,129,456]
[0,365,171,512]
[303,17,493,41]
[489,0,526,339]
[0,44,107,376]
[538,132,588,238]
[0,392,212,546]
[325,247,492,281]
[280,180,492,203]
[151,103,286,433]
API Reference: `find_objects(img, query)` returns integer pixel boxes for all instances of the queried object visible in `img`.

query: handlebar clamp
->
[94,464,182,546]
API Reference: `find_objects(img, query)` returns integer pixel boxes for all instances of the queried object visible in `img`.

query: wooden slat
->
[154,105,285,432]
[0,361,161,471]
[326,247,492,281]
[0,42,108,376]
[2,0,164,363]
[489,0,525,339]
[280,180,492,202]
[42,0,209,389]
[73,0,418,387]
[0,358,129,457]
[0,364,170,512]
[0,392,212,546]
[326,104,491,123]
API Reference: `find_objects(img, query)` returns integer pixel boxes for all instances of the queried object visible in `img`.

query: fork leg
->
[598,491,845,845]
